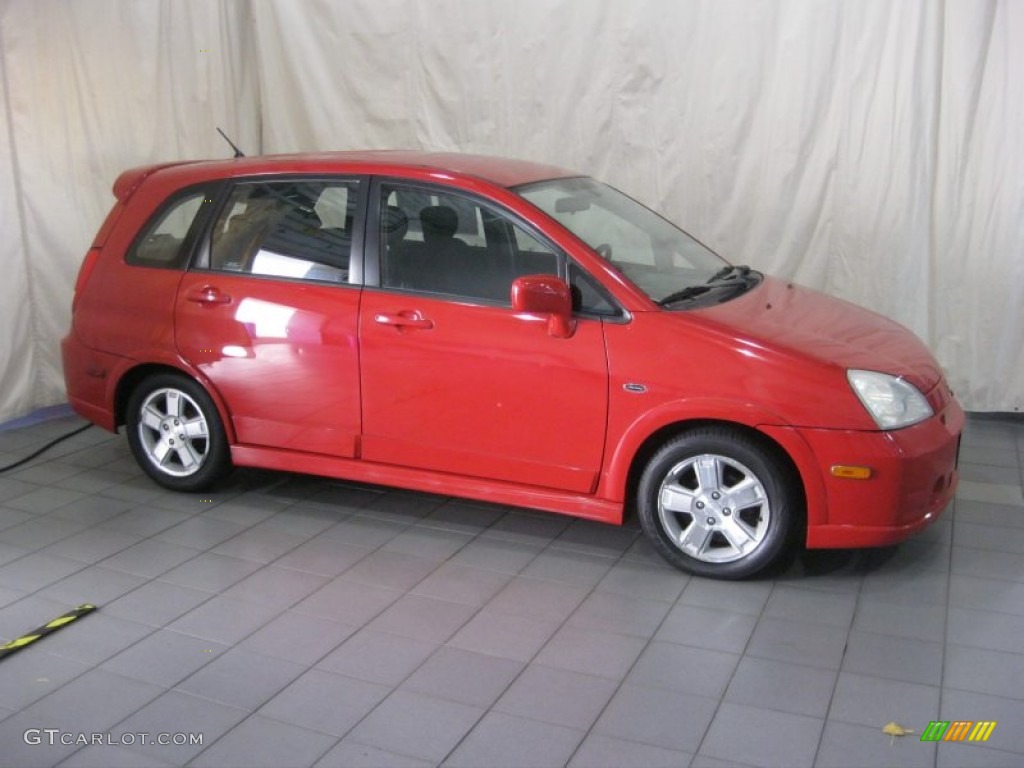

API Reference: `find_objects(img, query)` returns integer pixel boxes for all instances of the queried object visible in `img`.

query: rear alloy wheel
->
[126,374,231,492]
[637,427,799,579]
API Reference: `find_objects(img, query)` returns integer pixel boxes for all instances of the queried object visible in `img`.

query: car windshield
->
[516,177,734,305]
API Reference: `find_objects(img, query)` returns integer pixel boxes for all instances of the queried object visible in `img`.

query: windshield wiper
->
[657,285,713,306]
[707,264,751,283]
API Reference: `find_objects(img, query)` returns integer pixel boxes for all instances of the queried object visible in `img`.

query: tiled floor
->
[0,411,1022,767]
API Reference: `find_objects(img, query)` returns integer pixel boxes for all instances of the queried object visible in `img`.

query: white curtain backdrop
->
[1,0,1021,422]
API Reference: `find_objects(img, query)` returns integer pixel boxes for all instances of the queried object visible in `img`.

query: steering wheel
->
[595,243,613,260]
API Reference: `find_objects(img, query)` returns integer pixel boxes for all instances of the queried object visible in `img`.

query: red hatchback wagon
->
[62,151,963,578]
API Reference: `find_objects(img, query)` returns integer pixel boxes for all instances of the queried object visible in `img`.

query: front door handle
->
[185,286,232,305]
[373,311,434,330]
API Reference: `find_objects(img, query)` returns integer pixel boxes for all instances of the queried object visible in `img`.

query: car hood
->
[691,276,943,394]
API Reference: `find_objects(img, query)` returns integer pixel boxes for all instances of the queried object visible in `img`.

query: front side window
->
[127,191,207,268]
[379,183,560,304]
[206,180,359,283]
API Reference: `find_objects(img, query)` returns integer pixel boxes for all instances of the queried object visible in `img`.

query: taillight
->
[72,248,101,312]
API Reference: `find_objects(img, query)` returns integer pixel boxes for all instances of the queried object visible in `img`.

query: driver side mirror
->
[511,275,576,339]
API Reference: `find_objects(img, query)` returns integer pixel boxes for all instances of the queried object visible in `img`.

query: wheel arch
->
[112,361,237,443]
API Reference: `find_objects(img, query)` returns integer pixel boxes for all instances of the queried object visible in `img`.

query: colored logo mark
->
[920,721,997,743]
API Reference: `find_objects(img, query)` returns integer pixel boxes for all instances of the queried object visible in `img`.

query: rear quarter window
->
[126,190,208,268]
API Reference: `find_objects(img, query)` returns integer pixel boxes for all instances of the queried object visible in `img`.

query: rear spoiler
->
[111,162,197,202]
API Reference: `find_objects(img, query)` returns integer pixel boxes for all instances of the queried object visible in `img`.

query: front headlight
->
[847,369,933,430]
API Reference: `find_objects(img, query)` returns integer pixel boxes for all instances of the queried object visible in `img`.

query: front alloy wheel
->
[126,374,230,491]
[638,427,799,579]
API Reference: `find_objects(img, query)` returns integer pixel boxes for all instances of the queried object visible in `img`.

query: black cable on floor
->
[0,423,93,474]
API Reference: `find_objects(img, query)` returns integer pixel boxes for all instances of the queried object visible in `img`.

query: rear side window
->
[206,180,360,284]
[126,191,207,268]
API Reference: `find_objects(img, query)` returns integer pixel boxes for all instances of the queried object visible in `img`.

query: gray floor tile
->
[37,612,154,667]
[259,505,346,538]
[0,649,91,710]
[0,552,86,591]
[20,667,164,732]
[316,628,438,685]
[37,564,147,605]
[448,609,564,663]
[763,584,857,628]
[954,521,1024,553]
[46,493,135,525]
[346,690,485,763]
[520,547,615,587]
[211,525,309,563]
[365,594,477,644]
[493,664,617,730]
[189,714,337,768]
[936,742,1024,767]
[938,688,1024,755]
[0,504,34,531]
[272,536,374,577]
[551,518,640,557]
[0,539,30,568]
[94,506,193,538]
[6,486,86,513]
[237,610,358,666]
[594,559,689,602]
[1,517,89,552]
[944,644,1024,700]
[168,594,283,645]
[568,733,693,768]
[293,576,402,624]
[566,589,672,638]
[153,515,251,550]
[746,616,849,669]
[222,565,330,609]
[955,499,1024,530]
[725,656,837,717]
[158,551,264,592]
[828,671,939,728]
[486,576,590,624]
[340,550,442,591]
[852,595,948,641]
[61,743,178,767]
[100,629,228,687]
[949,573,1024,616]
[0,594,79,642]
[483,510,570,546]
[593,683,717,753]
[956,480,1023,507]
[654,603,758,653]
[0,712,85,767]
[699,701,823,768]
[948,606,1024,653]
[258,668,390,737]
[678,577,773,615]
[319,515,409,548]
[444,711,584,768]
[418,499,505,535]
[103,580,214,627]
[627,641,739,698]
[815,719,935,767]
[534,625,647,681]
[315,739,433,768]
[97,538,201,578]
[177,646,306,710]
[447,536,544,574]
[116,689,248,764]
[401,646,524,708]
[841,630,944,685]
[381,526,473,561]
[410,561,512,607]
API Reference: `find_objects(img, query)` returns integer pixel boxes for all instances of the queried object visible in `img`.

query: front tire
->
[637,427,800,579]
[125,373,231,492]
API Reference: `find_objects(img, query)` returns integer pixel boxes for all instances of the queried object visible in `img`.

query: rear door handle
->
[185,286,232,305]
[373,311,434,330]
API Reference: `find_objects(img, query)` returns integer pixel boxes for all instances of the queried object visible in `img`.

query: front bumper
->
[796,387,964,549]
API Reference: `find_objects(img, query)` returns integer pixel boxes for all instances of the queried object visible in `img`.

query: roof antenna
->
[216,127,245,158]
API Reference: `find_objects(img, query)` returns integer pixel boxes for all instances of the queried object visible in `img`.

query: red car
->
[62,151,963,578]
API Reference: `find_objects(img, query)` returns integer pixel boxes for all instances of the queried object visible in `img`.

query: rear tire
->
[125,373,231,492]
[637,426,800,579]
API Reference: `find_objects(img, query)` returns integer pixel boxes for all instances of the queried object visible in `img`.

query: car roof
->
[117,151,580,200]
